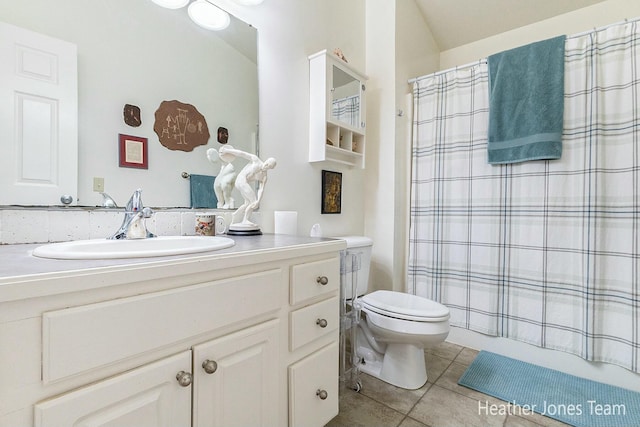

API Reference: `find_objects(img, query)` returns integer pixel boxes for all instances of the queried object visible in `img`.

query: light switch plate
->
[93,177,104,192]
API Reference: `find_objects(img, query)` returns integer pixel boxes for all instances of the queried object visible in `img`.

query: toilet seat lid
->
[361,290,449,321]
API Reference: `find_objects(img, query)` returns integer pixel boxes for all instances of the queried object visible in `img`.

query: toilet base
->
[358,342,427,390]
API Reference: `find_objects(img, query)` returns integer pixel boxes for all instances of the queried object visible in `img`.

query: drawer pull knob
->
[202,359,218,374]
[316,318,328,328]
[176,371,193,387]
[316,389,328,400]
[317,276,329,285]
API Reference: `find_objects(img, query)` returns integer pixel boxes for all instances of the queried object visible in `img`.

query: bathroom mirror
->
[0,0,258,208]
[331,65,362,129]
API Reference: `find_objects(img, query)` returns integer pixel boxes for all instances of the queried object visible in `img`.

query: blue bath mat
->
[458,351,640,427]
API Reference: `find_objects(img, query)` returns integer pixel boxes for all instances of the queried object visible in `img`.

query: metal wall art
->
[153,100,210,152]
[123,104,141,127]
[217,126,229,144]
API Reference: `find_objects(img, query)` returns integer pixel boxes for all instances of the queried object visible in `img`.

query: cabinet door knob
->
[316,389,328,400]
[316,276,329,285]
[202,359,218,374]
[176,371,192,387]
[316,318,328,328]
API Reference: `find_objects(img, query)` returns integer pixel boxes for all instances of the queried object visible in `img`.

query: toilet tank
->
[339,236,373,299]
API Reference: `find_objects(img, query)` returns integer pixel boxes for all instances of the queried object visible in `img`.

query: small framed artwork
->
[321,170,342,214]
[119,134,148,169]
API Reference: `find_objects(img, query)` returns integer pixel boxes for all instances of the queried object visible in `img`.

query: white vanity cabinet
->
[35,321,279,427]
[0,236,344,427]
[309,49,367,168]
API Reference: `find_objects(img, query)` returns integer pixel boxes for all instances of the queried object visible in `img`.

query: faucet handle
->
[126,213,147,239]
[100,192,118,208]
[126,188,144,212]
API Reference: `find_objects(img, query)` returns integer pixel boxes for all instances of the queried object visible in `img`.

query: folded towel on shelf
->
[189,174,218,209]
[487,35,566,164]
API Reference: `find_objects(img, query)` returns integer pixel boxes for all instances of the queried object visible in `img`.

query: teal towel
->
[487,35,566,164]
[189,174,217,208]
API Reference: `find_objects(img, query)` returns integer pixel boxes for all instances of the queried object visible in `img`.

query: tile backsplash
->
[0,208,237,244]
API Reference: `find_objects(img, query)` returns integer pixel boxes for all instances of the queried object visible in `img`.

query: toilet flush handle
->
[316,276,329,285]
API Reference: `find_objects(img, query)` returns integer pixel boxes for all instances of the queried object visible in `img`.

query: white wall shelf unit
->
[309,49,367,168]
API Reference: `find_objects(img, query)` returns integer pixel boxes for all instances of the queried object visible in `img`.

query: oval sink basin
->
[32,236,235,260]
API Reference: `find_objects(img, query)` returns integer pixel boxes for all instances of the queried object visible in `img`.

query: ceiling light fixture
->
[151,0,190,9]
[188,0,231,31]
[232,0,264,5]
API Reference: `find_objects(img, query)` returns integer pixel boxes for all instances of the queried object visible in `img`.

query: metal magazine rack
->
[339,249,362,392]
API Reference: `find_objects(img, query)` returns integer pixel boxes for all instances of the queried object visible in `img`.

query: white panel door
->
[34,351,192,427]
[288,342,339,427]
[0,22,78,205]
[192,320,280,427]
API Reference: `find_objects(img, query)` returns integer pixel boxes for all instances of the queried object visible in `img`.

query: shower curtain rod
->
[567,16,640,39]
[407,59,486,84]
[408,16,640,85]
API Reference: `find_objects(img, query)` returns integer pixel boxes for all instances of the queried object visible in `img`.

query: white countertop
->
[0,234,346,302]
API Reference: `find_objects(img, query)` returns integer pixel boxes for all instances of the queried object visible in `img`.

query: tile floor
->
[326,341,570,427]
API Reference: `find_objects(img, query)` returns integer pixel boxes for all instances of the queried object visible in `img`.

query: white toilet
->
[341,236,450,390]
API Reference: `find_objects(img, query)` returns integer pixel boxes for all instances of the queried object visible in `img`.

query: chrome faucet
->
[108,189,156,240]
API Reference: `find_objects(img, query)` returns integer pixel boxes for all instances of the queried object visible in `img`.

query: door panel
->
[193,320,279,427]
[0,22,77,205]
[289,342,339,427]
[34,351,191,427]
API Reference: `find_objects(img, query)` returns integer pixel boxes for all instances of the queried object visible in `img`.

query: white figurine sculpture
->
[206,147,237,209]
[219,146,277,234]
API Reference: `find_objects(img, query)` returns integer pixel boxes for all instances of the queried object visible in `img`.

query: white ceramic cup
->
[215,216,227,235]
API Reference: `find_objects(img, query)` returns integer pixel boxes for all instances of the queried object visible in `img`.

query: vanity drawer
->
[290,256,339,305]
[289,296,339,351]
[43,269,282,383]
[288,341,338,427]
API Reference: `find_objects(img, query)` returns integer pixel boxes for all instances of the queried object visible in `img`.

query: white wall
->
[394,0,439,291]
[364,0,397,292]
[212,0,367,237]
[440,0,640,68]
[364,0,440,293]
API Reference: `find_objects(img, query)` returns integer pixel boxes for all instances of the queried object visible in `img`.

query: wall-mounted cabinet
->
[309,50,367,168]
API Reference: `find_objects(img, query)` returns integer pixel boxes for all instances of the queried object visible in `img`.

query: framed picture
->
[119,134,148,169]
[321,170,342,214]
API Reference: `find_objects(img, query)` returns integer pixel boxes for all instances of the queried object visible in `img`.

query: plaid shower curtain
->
[331,94,360,128]
[408,21,640,372]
